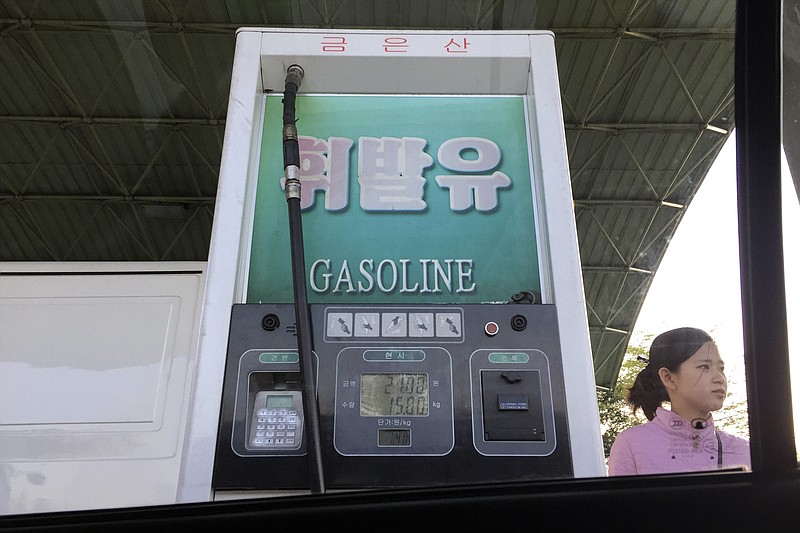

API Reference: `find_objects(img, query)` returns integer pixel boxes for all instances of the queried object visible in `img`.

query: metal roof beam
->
[584,209,629,264]
[27,26,88,117]
[88,35,138,117]
[0,194,214,204]
[0,116,224,126]
[176,131,206,196]
[583,46,653,124]
[5,35,81,115]
[589,326,630,335]
[18,129,59,194]
[0,116,721,132]
[575,199,684,208]
[665,133,729,198]
[565,122,730,132]
[630,208,683,266]
[6,201,59,260]
[607,275,652,325]
[709,85,735,123]
[569,135,613,181]
[177,27,213,117]
[0,19,237,35]
[618,135,660,198]
[63,128,128,196]
[178,129,223,180]
[0,19,735,40]
[130,129,177,196]
[629,0,657,25]
[0,167,19,195]
[63,203,104,260]
[137,36,211,116]
[591,334,631,379]
[554,28,734,40]
[87,124,129,195]
[130,202,159,261]
[103,204,157,261]
[582,30,623,124]
[583,266,653,275]
[585,300,604,324]
[659,45,704,121]
[593,333,631,378]
[158,205,207,261]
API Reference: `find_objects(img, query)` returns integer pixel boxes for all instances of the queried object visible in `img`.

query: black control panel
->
[213,303,572,490]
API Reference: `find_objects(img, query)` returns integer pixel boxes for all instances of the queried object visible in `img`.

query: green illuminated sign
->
[259,352,299,364]
[247,95,540,304]
[488,353,530,364]
[363,350,426,361]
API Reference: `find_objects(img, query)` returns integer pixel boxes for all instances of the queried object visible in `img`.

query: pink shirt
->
[608,407,751,476]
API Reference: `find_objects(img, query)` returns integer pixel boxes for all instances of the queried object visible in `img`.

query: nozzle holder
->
[285,64,305,88]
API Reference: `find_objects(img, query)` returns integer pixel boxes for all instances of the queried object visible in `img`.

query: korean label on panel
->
[444,37,470,53]
[321,35,347,52]
[383,37,409,53]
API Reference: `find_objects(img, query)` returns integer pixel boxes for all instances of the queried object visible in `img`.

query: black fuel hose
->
[282,64,325,494]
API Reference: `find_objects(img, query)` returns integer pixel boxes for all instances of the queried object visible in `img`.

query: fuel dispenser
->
[182,29,604,501]
[214,303,573,490]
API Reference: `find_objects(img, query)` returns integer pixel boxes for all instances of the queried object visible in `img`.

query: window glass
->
[627,136,748,434]
[783,0,800,461]
[602,136,751,473]
[0,1,748,518]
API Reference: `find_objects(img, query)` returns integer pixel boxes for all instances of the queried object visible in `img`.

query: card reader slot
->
[480,370,546,442]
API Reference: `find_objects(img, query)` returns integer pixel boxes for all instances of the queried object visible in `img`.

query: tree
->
[597,340,648,457]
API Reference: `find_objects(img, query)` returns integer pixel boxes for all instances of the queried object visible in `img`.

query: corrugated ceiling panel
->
[0,35,76,115]
[0,0,737,389]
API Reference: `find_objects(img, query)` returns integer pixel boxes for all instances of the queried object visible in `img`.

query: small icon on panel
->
[381,313,407,337]
[409,312,434,337]
[355,312,380,337]
[327,313,353,337]
[436,313,462,337]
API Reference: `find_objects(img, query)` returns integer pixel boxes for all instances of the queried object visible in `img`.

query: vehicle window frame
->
[0,1,797,529]
[737,0,796,474]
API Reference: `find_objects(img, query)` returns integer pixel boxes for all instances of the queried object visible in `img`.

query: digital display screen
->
[360,373,429,416]
[266,394,293,409]
[378,429,411,447]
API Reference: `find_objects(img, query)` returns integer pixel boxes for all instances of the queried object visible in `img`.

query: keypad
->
[248,394,303,450]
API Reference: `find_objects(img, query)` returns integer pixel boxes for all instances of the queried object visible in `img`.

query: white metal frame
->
[180,28,603,502]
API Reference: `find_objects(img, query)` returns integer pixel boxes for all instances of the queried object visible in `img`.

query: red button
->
[484,322,499,336]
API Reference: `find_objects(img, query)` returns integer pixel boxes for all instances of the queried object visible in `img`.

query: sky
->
[631,132,800,443]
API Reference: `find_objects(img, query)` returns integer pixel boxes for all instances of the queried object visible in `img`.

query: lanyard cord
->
[716,430,723,467]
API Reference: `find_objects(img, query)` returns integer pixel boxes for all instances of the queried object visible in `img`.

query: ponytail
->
[626,365,669,421]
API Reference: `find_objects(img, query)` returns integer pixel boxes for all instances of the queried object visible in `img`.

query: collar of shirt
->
[652,407,716,438]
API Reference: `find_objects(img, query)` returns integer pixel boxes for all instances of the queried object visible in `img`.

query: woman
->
[608,327,751,475]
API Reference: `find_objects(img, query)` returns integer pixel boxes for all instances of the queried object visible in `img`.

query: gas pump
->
[182,29,604,501]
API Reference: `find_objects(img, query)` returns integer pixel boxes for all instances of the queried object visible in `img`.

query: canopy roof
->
[0,1,736,388]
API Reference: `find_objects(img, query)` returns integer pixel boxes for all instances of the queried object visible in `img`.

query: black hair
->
[626,327,714,420]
